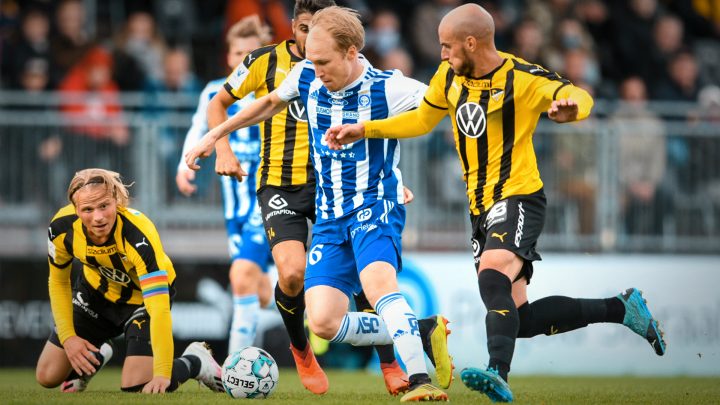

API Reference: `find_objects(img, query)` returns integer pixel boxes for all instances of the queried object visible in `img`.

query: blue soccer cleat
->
[460,367,513,403]
[618,288,667,356]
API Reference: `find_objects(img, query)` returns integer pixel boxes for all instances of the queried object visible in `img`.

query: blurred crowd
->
[1,0,719,238]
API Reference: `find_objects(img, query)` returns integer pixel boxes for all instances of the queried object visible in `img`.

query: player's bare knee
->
[308,316,340,340]
[277,270,304,295]
[35,368,60,388]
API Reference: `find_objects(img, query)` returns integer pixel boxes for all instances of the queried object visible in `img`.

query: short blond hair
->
[226,15,271,45]
[67,168,131,208]
[310,6,364,52]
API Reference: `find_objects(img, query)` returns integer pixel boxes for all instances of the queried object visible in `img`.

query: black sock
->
[517,296,626,338]
[478,269,518,382]
[354,291,397,364]
[408,372,431,389]
[275,283,308,351]
[65,350,105,381]
[166,355,201,392]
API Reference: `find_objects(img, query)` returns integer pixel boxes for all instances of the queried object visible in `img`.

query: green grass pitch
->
[1,368,718,404]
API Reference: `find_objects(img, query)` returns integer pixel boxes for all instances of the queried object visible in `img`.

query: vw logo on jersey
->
[288,99,308,122]
[456,102,487,138]
[356,208,372,222]
[98,265,131,286]
[358,94,371,107]
[268,194,288,210]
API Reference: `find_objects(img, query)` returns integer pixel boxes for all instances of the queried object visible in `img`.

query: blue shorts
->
[226,211,272,273]
[305,200,405,298]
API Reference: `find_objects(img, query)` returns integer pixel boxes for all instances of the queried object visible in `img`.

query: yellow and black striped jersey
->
[47,204,176,377]
[422,52,581,214]
[48,204,176,305]
[224,40,314,188]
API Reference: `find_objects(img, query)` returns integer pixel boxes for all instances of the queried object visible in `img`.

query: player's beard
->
[454,48,475,78]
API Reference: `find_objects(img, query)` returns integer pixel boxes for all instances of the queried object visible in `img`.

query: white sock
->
[330,312,392,345]
[229,294,259,353]
[375,292,428,377]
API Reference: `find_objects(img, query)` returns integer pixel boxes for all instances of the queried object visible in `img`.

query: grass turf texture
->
[1,368,718,404]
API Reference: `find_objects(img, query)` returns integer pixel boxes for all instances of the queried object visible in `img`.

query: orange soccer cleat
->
[290,344,329,395]
[380,360,410,396]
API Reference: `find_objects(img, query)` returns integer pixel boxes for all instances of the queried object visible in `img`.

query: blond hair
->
[310,6,364,52]
[67,168,131,208]
[226,15,271,45]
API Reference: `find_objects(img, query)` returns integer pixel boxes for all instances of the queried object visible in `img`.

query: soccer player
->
[203,0,407,396]
[36,168,224,394]
[186,6,452,402]
[325,4,667,403]
[176,16,274,355]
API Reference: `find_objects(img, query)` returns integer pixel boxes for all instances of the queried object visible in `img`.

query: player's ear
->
[347,45,358,60]
[465,35,476,52]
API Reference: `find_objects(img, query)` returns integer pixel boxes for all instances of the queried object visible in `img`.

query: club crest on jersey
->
[358,94,371,107]
[456,102,487,138]
[288,99,308,122]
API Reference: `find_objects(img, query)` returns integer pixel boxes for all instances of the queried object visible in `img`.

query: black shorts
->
[257,183,316,249]
[470,188,546,283]
[48,278,174,357]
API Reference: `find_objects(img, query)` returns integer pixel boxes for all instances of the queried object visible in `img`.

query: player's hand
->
[324,123,366,150]
[175,169,197,196]
[185,134,216,171]
[63,336,100,376]
[215,148,247,181]
[142,376,171,394]
[548,99,579,123]
[403,186,414,204]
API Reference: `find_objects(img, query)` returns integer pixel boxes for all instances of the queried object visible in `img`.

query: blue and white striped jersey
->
[178,78,261,223]
[276,56,427,222]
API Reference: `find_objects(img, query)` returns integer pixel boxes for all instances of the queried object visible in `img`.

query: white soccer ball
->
[222,346,279,399]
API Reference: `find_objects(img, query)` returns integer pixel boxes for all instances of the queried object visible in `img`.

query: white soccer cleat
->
[61,342,113,393]
[182,341,224,392]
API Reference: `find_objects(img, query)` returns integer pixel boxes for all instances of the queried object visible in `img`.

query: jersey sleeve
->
[275,61,304,102]
[423,63,451,110]
[123,212,175,378]
[386,71,429,116]
[47,208,77,344]
[224,57,262,101]
[48,230,75,344]
[178,82,214,171]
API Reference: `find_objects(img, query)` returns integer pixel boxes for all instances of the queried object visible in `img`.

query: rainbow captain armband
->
[139,270,169,299]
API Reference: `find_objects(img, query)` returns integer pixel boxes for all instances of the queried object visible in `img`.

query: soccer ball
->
[221,346,279,399]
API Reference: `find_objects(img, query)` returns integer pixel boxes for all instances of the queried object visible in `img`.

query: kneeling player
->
[35,168,224,394]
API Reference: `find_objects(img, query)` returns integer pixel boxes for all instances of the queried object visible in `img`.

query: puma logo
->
[132,319,146,329]
[135,238,148,248]
[489,309,509,316]
[276,301,296,315]
[491,232,507,243]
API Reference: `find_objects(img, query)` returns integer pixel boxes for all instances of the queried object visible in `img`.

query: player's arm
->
[185,91,289,172]
[126,220,174,380]
[208,88,248,179]
[547,84,593,123]
[48,228,101,376]
[176,84,214,196]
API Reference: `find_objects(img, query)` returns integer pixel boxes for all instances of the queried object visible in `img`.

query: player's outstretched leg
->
[418,315,454,389]
[182,341,224,392]
[618,288,667,355]
[60,342,113,392]
[460,366,514,403]
[290,343,329,395]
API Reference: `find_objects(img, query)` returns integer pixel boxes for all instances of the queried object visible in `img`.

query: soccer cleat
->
[618,288,667,356]
[60,342,113,393]
[182,341,224,392]
[419,315,454,389]
[399,383,448,402]
[380,360,410,396]
[461,367,513,403]
[290,344,329,395]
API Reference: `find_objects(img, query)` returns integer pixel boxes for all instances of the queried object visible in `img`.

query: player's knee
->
[35,368,60,388]
[277,270,304,295]
[307,315,341,340]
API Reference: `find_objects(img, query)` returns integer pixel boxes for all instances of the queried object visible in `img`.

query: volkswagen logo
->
[288,99,308,122]
[456,102,487,138]
[98,265,131,286]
